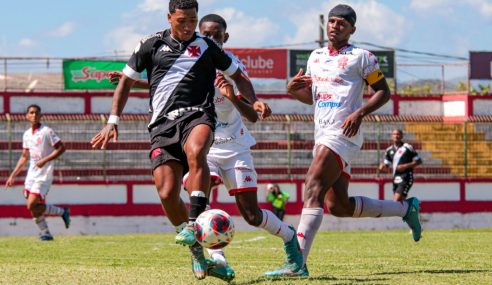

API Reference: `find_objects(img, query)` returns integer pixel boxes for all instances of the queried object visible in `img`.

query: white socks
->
[352,196,408,218]
[34,216,50,235]
[259,209,294,242]
[297,208,324,266]
[44,204,64,216]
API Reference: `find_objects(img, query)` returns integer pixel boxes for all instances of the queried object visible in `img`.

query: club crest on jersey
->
[187,46,201,57]
[338,56,349,69]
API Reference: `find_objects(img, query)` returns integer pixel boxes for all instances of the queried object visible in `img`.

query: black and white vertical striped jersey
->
[123,29,238,129]
[383,143,421,176]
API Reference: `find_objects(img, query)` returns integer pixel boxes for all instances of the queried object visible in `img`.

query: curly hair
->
[199,14,227,30]
[169,0,198,13]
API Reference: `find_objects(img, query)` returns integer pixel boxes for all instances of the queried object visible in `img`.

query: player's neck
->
[31,123,41,132]
[328,41,349,51]
[394,142,403,147]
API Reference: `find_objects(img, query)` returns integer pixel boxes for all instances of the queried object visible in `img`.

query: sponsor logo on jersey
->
[214,135,236,145]
[318,118,335,126]
[312,75,344,85]
[214,96,226,105]
[244,176,253,182]
[315,92,342,109]
[216,121,229,128]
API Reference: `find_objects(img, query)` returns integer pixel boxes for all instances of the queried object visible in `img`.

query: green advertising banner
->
[289,49,395,78]
[63,60,127,90]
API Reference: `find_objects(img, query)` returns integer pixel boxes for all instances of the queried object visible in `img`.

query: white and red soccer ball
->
[194,209,235,249]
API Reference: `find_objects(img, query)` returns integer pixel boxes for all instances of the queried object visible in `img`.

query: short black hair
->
[26,104,41,113]
[199,14,227,30]
[169,0,198,14]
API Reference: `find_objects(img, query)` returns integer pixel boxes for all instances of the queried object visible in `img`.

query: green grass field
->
[1,229,491,285]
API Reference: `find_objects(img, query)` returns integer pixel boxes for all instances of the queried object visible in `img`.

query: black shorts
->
[392,173,414,196]
[149,111,215,173]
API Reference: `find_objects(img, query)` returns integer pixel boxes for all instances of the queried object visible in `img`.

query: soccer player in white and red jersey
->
[265,4,422,277]
[5,104,70,241]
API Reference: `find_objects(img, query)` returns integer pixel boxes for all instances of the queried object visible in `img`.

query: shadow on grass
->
[233,275,390,285]
[375,269,491,275]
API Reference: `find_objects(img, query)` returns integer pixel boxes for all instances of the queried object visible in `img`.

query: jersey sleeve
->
[406,144,421,161]
[47,128,61,146]
[207,39,238,76]
[360,50,384,86]
[123,34,156,80]
[22,132,28,149]
[383,148,392,165]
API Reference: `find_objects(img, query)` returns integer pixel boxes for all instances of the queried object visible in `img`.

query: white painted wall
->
[91,97,149,114]
[399,101,442,116]
[473,99,492,115]
[443,100,466,117]
[384,182,460,201]
[10,96,85,113]
[466,183,492,201]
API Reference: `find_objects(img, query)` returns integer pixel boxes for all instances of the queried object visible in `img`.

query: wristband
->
[107,115,120,125]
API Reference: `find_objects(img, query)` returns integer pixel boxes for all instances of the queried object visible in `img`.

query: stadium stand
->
[2,114,490,182]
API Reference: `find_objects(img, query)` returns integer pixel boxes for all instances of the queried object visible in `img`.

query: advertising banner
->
[63,60,127,90]
[288,49,395,78]
[226,48,287,79]
[470,51,492,79]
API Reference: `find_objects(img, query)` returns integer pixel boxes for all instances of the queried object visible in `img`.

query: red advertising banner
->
[226,48,287,79]
[470,51,492,79]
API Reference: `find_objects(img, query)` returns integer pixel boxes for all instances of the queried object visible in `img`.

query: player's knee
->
[242,210,262,226]
[328,204,352,217]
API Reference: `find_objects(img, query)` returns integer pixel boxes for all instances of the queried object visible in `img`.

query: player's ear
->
[167,13,172,24]
[350,26,356,35]
[224,32,229,44]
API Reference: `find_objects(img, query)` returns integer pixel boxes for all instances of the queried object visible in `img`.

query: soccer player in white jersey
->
[5,104,70,241]
[193,14,302,281]
[265,4,422,277]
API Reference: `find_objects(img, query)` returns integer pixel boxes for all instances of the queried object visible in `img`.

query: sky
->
[1,0,491,84]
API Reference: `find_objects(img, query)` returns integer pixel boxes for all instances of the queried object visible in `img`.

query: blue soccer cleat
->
[189,244,207,280]
[176,222,196,246]
[403,197,422,242]
[265,264,309,278]
[61,208,71,229]
[39,233,54,241]
[206,258,235,282]
[283,226,303,271]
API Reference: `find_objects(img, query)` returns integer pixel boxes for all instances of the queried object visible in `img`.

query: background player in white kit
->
[265,4,422,277]
[5,104,70,241]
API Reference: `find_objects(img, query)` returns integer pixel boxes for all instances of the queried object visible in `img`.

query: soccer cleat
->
[61,208,71,229]
[206,258,235,282]
[189,243,207,280]
[176,222,196,246]
[403,197,422,242]
[39,233,54,241]
[264,264,309,277]
[283,226,303,271]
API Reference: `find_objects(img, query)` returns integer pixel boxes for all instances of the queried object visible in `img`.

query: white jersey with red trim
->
[306,45,384,148]
[22,124,61,183]
[209,51,256,157]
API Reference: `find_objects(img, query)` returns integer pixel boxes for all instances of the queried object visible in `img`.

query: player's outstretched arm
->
[341,78,391,137]
[91,74,135,150]
[109,71,149,89]
[287,69,313,105]
[216,73,258,122]
[5,149,29,189]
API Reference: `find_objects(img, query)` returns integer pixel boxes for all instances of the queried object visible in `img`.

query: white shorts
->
[24,179,52,201]
[315,136,360,178]
[183,150,257,196]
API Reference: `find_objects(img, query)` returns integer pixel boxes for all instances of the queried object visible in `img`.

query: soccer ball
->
[194,209,235,249]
